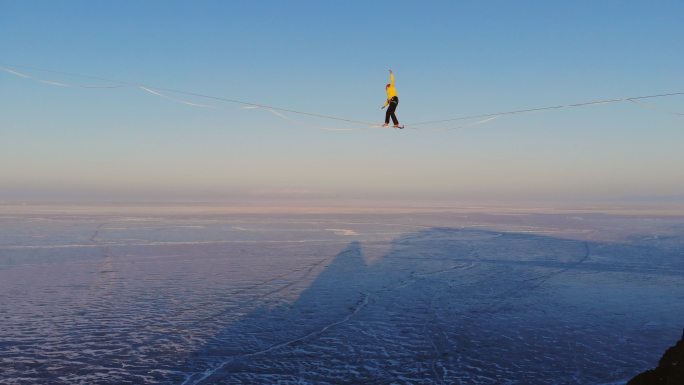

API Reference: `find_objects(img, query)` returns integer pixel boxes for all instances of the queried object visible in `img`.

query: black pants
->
[385,96,399,125]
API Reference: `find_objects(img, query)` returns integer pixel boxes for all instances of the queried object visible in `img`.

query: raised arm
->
[382,70,395,109]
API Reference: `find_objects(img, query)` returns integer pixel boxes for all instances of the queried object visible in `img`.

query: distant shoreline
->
[2,201,684,216]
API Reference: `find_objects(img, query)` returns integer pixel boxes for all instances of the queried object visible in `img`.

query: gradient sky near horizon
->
[1,0,683,204]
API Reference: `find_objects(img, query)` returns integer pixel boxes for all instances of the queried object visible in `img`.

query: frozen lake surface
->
[1,207,683,384]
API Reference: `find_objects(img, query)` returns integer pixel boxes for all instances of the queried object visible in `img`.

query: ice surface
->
[1,209,683,384]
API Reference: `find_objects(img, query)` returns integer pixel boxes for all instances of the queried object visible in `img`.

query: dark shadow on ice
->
[628,328,684,385]
[181,227,684,385]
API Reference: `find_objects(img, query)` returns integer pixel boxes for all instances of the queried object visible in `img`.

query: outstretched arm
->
[381,69,394,108]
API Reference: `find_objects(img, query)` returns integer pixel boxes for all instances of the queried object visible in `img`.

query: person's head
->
[386,83,391,89]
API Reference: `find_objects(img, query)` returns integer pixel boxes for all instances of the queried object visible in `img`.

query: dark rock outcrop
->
[628,329,684,385]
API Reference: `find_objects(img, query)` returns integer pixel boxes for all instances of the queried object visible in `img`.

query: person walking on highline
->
[381,69,403,129]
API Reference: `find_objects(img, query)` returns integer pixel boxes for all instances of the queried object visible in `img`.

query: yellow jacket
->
[383,72,398,107]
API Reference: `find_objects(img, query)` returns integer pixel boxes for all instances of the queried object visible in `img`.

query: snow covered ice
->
[1,207,683,384]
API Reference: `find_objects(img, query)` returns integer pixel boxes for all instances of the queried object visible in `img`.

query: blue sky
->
[1,1,683,204]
